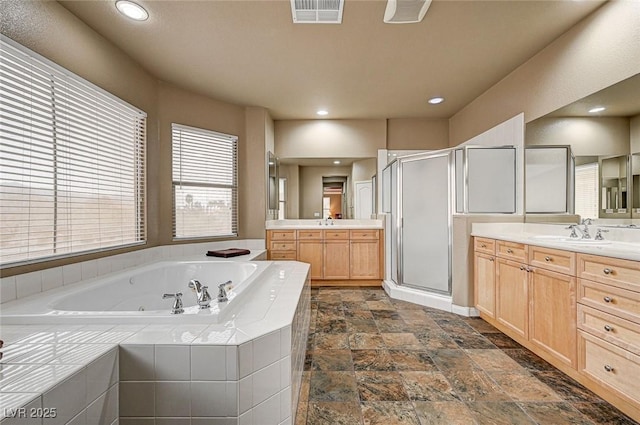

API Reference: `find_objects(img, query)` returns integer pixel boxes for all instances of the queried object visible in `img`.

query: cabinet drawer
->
[297,230,323,240]
[269,230,296,241]
[324,230,349,240]
[578,304,640,357]
[269,251,297,260]
[578,279,640,325]
[270,241,297,251]
[529,245,575,275]
[349,229,379,240]
[474,237,495,255]
[577,253,640,292]
[578,331,640,404]
[496,240,527,262]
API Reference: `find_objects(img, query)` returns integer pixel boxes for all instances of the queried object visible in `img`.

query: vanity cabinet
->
[474,237,640,420]
[266,228,383,286]
[577,253,640,413]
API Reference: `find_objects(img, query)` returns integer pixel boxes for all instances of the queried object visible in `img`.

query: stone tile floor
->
[295,286,639,425]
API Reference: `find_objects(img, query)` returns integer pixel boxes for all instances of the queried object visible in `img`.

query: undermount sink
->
[528,235,612,245]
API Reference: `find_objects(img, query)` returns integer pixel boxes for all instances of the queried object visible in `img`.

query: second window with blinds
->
[172,124,238,239]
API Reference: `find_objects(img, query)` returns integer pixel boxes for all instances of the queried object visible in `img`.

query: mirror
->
[633,153,640,214]
[525,73,640,220]
[276,157,377,219]
[267,151,278,211]
[600,155,629,215]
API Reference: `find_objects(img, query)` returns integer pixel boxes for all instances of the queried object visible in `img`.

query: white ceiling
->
[59,0,606,120]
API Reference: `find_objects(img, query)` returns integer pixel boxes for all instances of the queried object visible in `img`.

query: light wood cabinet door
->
[529,266,577,368]
[297,241,323,279]
[474,252,496,319]
[350,240,379,279]
[496,258,529,339]
[324,240,350,279]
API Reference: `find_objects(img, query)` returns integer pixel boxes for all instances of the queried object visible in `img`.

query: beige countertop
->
[472,222,640,262]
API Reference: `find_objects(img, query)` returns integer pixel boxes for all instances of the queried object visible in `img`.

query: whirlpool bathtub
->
[1,260,273,324]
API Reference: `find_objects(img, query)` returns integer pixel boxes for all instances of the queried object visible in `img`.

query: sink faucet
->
[162,292,184,314]
[324,217,333,226]
[566,224,591,239]
[188,279,212,309]
[217,280,232,302]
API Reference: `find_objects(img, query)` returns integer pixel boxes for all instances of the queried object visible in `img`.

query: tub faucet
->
[162,292,184,314]
[217,280,232,302]
[188,279,212,309]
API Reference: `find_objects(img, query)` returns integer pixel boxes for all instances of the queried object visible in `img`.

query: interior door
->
[354,180,373,219]
[399,152,451,295]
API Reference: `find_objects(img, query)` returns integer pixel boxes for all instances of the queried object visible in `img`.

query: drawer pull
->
[604,325,614,332]
[489,257,494,262]
[480,243,487,248]
[604,365,614,373]
[603,268,613,275]
[507,249,514,254]
[520,265,525,271]
[544,256,552,262]
[603,296,613,303]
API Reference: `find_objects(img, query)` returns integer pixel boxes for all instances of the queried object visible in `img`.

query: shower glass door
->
[398,152,451,295]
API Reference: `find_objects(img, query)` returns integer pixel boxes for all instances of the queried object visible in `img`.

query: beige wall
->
[299,166,351,219]
[387,118,449,150]
[0,0,158,275]
[526,117,631,157]
[275,119,386,158]
[0,1,270,276]
[632,115,640,154]
[244,107,273,236]
[156,82,248,245]
[449,1,640,146]
[352,158,377,183]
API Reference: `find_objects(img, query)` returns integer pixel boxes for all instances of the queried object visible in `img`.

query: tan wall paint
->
[631,115,640,154]
[387,118,449,150]
[274,119,386,158]
[157,82,248,244]
[352,158,377,182]
[278,164,300,219]
[0,0,159,276]
[244,107,272,236]
[526,117,631,157]
[449,1,640,146]
[299,166,351,219]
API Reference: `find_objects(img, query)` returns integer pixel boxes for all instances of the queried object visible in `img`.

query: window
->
[575,162,599,220]
[0,36,146,266]
[172,124,238,238]
[278,177,286,219]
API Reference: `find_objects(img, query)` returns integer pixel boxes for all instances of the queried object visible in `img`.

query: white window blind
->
[172,123,238,238]
[575,162,599,220]
[0,36,146,266]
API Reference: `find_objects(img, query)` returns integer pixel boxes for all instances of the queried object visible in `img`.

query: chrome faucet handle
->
[198,285,212,309]
[162,292,184,314]
[217,280,231,302]
[581,218,593,225]
[582,224,591,239]
[565,224,579,239]
[595,228,609,240]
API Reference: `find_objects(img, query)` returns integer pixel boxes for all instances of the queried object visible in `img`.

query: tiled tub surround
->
[0,240,267,305]
[0,244,311,425]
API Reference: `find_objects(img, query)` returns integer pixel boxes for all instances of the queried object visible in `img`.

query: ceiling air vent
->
[384,0,432,24]
[291,0,344,24]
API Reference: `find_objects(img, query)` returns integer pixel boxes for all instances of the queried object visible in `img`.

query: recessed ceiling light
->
[428,97,444,105]
[588,106,606,113]
[317,110,328,116]
[116,0,149,21]
[333,160,341,165]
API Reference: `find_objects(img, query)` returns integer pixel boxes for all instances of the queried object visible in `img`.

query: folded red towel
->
[206,248,251,258]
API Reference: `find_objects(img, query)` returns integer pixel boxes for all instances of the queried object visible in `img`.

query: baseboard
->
[382,280,478,317]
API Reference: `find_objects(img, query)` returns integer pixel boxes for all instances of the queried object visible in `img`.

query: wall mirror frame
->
[525,73,640,221]
[267,151,278,212]
[275,157,377,220]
